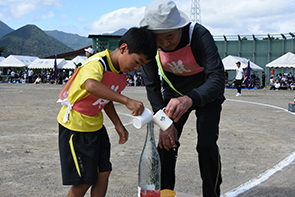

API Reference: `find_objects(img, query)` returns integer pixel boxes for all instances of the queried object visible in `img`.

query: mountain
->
[45,28,127,50]
[0,25,73,58]
[0,20,127,57]
[103,28,128,36]
[45,30,92,50]
[0,20,14,37]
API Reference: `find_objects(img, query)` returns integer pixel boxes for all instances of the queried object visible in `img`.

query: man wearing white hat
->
[140,0,225,196]
[84,47,94,58]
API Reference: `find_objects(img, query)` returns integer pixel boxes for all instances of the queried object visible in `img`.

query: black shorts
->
[59,124,112,185]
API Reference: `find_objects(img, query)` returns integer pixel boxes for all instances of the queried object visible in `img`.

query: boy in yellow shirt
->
[57,27,157,197]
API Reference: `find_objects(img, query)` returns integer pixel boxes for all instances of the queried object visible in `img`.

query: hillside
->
[45,30,92,50]
[45,28,127,50]
[0,25,73,58]
[0,20,127,57]
[103,28,127,35]
[0,20,14,37]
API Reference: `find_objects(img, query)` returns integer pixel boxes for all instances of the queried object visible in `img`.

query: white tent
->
[266,52,295,68]
[63,60,74,69]
[0,56,5,62]
[0,55,38,67]
[62,56,87,69]
[72,56,87,64]
[28,58,67,69]
[222,55,264,71]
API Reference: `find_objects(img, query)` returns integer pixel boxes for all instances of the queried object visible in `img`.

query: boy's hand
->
[115,125,129,144]
[125,98,144,116]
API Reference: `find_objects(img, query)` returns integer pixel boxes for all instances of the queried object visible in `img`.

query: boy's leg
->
[68,184,91,197]
[90,126,112,197]
[91,171,111,197]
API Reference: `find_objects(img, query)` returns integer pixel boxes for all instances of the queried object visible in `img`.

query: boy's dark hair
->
[118,27,157,60]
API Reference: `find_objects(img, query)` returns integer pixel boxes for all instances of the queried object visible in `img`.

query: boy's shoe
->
[236,93,241,96]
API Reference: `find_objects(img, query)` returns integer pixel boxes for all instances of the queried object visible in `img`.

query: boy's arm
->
[85,78,144,116]
[104,101,128,144]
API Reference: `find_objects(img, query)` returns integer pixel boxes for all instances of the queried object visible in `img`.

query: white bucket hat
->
[84,47,94,54]
[140,0,190,33]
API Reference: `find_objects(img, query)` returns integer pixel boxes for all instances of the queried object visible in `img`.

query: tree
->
[0,46,6,56]
[263,36,279,40]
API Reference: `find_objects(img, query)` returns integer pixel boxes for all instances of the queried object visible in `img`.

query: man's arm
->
[142,58,166,113]
[187,24,225,107]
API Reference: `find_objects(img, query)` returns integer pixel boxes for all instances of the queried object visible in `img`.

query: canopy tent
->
[62,55,87,69]
[266,52,295,68]
[28,58,67,69]
[0,55,38,67]
[222,55,264,71]
[63,60,74,69]
[0,56,5,62]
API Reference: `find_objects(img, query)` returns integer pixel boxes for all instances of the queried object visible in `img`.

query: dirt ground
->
[0,84,295,197]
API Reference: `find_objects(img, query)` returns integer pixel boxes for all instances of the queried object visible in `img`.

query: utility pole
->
[190,0,201,24]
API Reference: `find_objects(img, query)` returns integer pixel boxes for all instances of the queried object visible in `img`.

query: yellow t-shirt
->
[57,49,120,132]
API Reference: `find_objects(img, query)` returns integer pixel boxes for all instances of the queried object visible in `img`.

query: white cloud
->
[42,0,62,6]
[0,0,21,7]
[1,0,294,37]
[9,2,37,18]
[86,6,145,34]
[61,14,67,19]
[78,18,85,23]
[33,11,55,22]
[84,0,295,36]
[1,0,63,20]
[200,0,295,35]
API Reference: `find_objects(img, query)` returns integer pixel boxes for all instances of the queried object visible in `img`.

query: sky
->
[0,0,294,38]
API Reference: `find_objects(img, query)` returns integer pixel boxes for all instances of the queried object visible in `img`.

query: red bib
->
[72,71,126,116]
[158,45,204,76]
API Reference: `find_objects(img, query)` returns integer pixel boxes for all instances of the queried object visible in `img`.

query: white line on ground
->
[222,151,295,197]
[2,100,294,197]
[222,99,295,197]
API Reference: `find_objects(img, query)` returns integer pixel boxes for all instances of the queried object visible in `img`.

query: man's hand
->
[158,124,178,151]
[165,96,192,122]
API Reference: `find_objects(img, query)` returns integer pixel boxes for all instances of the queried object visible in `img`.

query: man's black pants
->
[158,99,223,197]
[235,79,242,93]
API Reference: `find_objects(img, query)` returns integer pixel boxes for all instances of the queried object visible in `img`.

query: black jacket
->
[142,23,225,113]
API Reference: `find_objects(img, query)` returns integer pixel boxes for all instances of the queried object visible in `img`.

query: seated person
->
[250,72,256,88]
[269,77,275,90]
[274,80,281,90]
[34,76,42,84]
[290,81,295,90]
[255,74,260,88]
[281,75,287,83]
